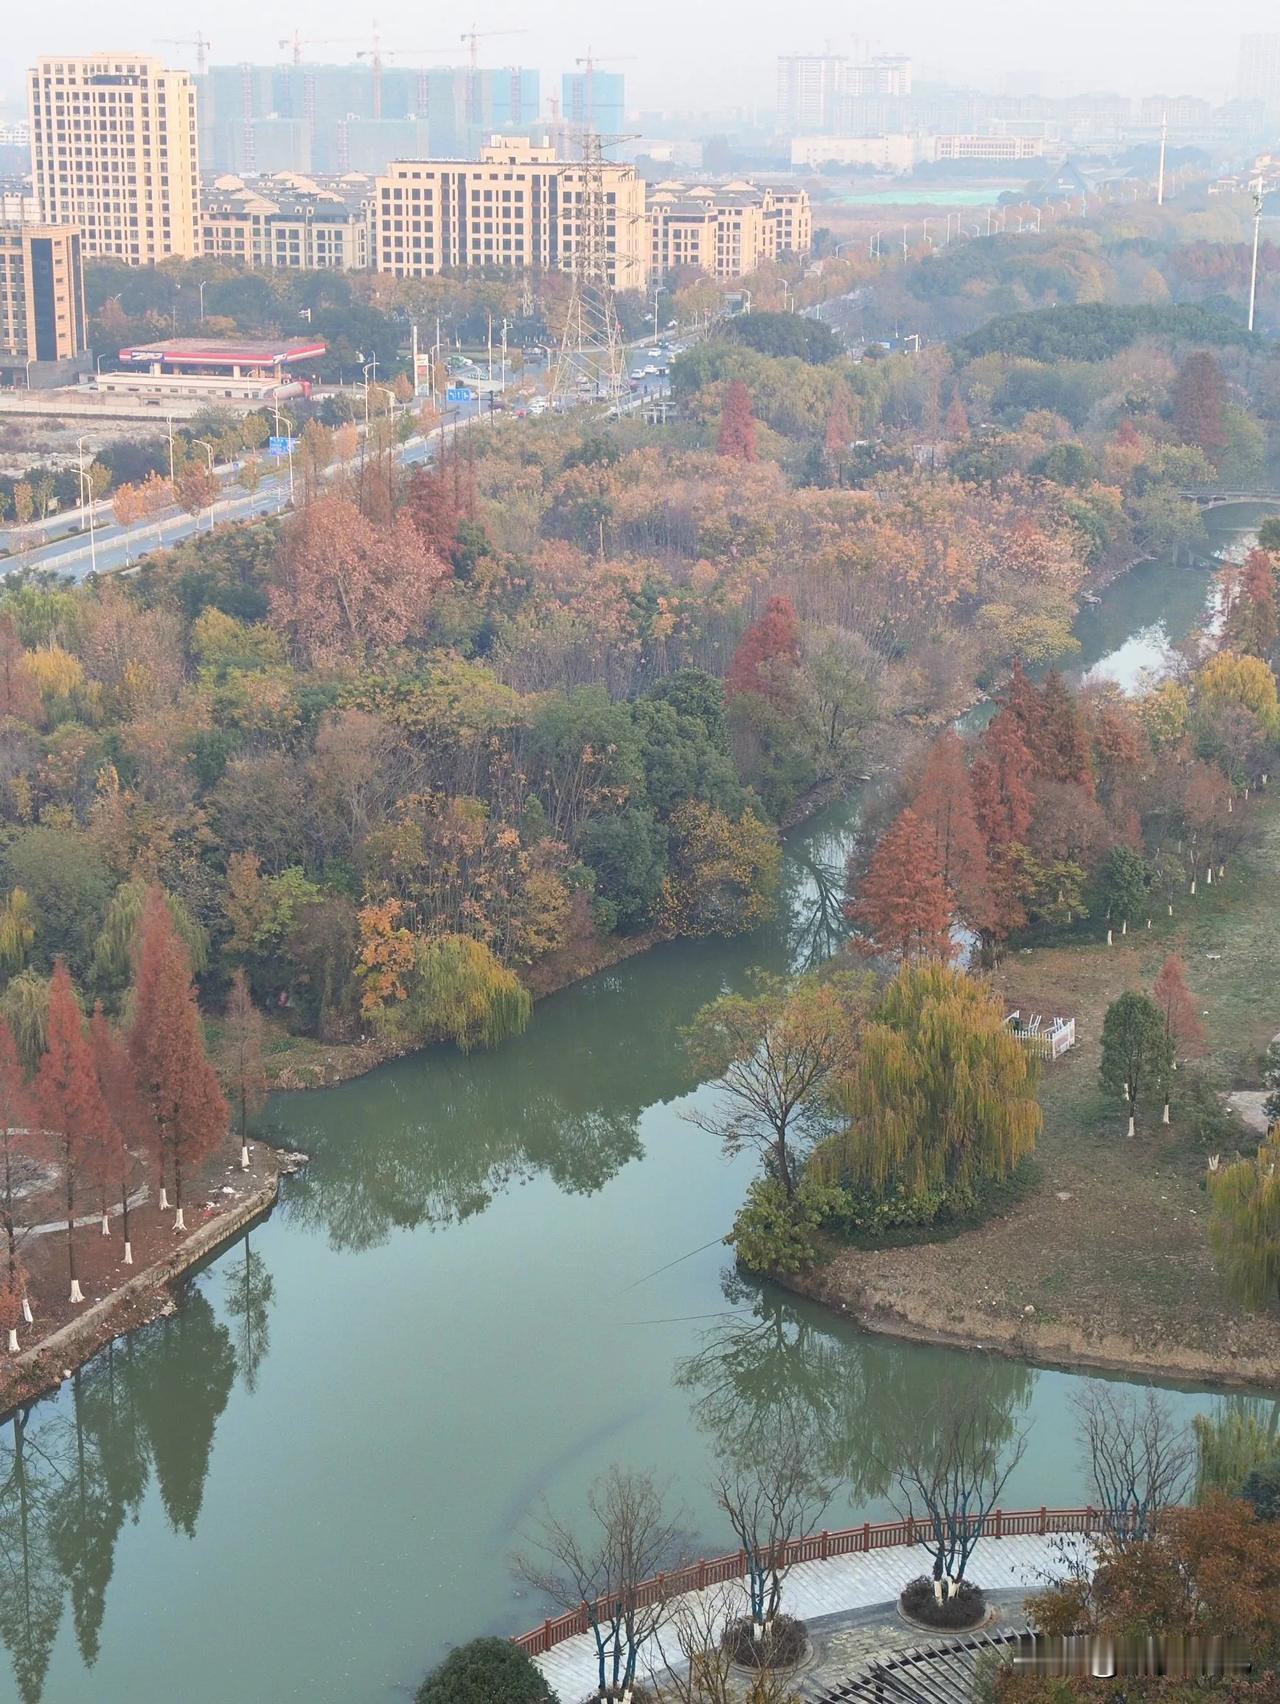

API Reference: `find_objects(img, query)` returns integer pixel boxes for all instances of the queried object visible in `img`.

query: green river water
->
[1,508,1276,1704]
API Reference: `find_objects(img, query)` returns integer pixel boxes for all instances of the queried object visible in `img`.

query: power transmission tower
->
[550,131,630,411]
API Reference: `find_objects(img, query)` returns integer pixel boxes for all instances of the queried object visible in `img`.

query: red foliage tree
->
[1223,549,1279,658]
[0,1017,37,1328]
[847,805,956,963]
[717,380,758,463]
[404,452,467,566]
[825,383,855,455]
[1035,670,1095,792]
[1000,660,1044,758]
[726,595,801,704]
[911,730,992,930]
[89,1003,142,1265]
[1171,351,1228,459]
[128,888,229,1232]
[36,961,109,1304]
[0,614,41,725]
[971,709,1034,849]
[1154,953,1207,1060]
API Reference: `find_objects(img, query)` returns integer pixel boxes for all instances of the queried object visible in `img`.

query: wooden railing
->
[514,1504,1105,1657]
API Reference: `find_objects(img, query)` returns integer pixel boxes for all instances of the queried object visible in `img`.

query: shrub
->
[721,1612,807,1668]
[416,1637,554,1704]
[729,1175,844,1274]
[900,1575,987,1629]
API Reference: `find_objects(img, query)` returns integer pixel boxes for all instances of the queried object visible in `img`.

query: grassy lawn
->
[807,790,1280,1381]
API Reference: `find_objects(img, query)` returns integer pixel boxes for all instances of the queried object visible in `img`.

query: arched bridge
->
[1178,488,1280,510]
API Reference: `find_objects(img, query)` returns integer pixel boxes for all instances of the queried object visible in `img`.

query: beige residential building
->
[202,174,372,270]
[374,137,648,288]
[648,180,812,279]
[0,221,88,386]
[28,53,201,263]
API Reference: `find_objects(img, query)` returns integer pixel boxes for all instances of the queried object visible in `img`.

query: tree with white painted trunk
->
[1152,954,1206,1126]
[127,889,228,1236]
[0,1016,38,1331]
[89,1005,142,1267]
[219,970,266,1172]
[1100,991,1171,1139]
[35,962,109,1306]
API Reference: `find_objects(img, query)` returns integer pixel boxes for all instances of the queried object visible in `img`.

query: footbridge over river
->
[1179,488,1280,510]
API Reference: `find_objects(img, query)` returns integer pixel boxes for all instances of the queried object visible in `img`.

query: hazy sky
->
[1,0,1272,114]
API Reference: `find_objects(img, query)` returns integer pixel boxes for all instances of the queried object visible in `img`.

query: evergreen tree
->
[717,379,758,462]
[1102,845,1151,933]
[847,806,956,964]
[1100,991,1172,1138]
[128,889,228,1232]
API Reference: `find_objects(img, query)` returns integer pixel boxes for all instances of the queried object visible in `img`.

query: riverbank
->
[0,1137,305,1411]
[785,789,1280,1389]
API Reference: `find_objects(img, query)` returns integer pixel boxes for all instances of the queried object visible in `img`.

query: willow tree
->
[1209,1144,1280,1310]
[820,962,1040,1200]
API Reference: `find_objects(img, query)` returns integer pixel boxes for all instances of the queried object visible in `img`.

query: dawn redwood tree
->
[1223,550,1279,659]
[825,381,856,457]
[36,961,109,1304]
[0,614,41,725]
[128,889,228,1233]
[0,1017,37,1332]
[1036,670,1095,792]
[726,596,801,705]
[1153,953,1206,1126]
[1100,991,1172,1138]
[847,806,955,964]
[717,379,758,462]
[970,707,1035,947]
[911,730,992,931]
[89,1004,141,1265]
[1171,351,1229,461]
[220,968,267,1170]
[1000,661,1044,759]
[82,1006,126,1244]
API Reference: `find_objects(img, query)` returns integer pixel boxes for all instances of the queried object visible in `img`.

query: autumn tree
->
[0,1018,36,1332]
[970,707,1035,946]
[717,379,758,462]
[1171,351,1229,460]
[1035,670,1095,791]
[128,889,228,1231]
[1152,952,1206,1126]
[821,962,1040,1201]
[847,806,955,964]
[0,615,41,725]
[911,730,992,931]
[174,465,219,522]
[89,1004,141,1265]
[1223,550,1279,659]
[220,969,267,1170]
[725,596,801,705]
[1100,991,1172,1138]
[36,961,109,1304]
[684,972,866,1200]
[824,381,856,457]
[659,803,781,938]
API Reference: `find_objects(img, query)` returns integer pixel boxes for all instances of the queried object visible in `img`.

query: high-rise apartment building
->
[374,136,647,287]
[561,71,626,138]
[28,54,201,263]
[776,54,847,134]
[648,180,812,277]
[0,220,88,386]
[1238,34,1280,107]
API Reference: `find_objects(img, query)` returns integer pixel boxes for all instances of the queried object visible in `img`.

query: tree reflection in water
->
[0,1257,273,1703]
[675,1276,1035,1515]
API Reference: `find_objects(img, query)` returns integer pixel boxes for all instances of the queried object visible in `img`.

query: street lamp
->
[781,279,794,312]
[75,435,98,577]
[198,279,210,322]
[1249,179,1266,333]
[651,284,667,342]
[193,438,217,531]
[739,287,752,314]
[272,409,295,509]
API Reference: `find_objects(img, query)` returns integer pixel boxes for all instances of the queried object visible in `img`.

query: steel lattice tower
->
[550,131,628,410]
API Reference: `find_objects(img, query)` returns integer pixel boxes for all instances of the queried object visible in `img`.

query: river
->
[2,506,1275,1704]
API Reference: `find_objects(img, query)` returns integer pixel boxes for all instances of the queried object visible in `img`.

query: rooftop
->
[117,339,327,367]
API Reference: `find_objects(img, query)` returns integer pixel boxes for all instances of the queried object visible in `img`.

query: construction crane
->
[277,34,363,67]
[457,26,528,130]
[357,38,452,118]
[158,33,212,76]
[572,50,635,128]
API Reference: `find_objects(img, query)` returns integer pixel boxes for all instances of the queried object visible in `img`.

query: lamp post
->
[272,409,295,509]
[651,284,666,341]
[1249,179,1266,333]
[781,279,794,312]
[198,279,209,322]
[75,436,98,577]
[193,438,217,531]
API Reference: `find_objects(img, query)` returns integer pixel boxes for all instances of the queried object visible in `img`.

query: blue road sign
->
[446,386,476,403]
[267,435,297,457]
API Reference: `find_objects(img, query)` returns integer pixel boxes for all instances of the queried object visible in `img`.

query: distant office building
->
[790,134,918,172]
[777,54,846,134]
[562,71,626,138]
[375,136,647,287]
[202,173,372,269]
[0,220,88,387]
[28,54,201,263]
[1239,34,1280,106]
[933,134,1044,161]
[1137,95,1212,129]
[648,179,812,276]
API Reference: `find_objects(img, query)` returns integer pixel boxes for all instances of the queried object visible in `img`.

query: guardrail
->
[514,1505,1106,1656]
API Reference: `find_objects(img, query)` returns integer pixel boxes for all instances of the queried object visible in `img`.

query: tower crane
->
[158,33,212,76]
[458,27,528,129]
[277,34,363,67]
[572,50,635,128]
[357,39,452,118]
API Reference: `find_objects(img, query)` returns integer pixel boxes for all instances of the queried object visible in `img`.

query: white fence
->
[1005,1011,1076,1059]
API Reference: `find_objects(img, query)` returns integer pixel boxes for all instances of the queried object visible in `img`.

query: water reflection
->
[0,1249,273,1702]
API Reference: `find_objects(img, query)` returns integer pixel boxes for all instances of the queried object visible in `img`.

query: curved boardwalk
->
[533,1531,1090,1701]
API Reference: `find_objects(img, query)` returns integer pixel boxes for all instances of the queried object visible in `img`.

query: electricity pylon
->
[550,131,631,411]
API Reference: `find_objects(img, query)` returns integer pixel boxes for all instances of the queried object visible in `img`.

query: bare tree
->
[875,1377,1029,1586]
[713,1429,834,1641]
[516,1465,687,1702]
[1073,1386,1194,1546]
[646,1580,746,1704]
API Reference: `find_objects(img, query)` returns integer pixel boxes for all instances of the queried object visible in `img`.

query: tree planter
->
[897,1576,988,1631]
[722,1613,810,1672]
